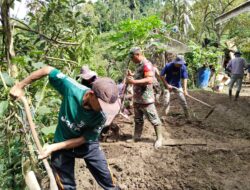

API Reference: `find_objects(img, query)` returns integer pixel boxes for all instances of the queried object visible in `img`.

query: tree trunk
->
[0,0,18,77]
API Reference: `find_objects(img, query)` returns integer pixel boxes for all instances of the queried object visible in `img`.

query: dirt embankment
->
[75,84,250,190]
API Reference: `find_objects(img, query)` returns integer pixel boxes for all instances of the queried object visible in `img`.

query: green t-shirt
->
[49,69,106,143]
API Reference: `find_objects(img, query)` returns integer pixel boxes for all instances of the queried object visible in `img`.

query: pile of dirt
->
[75,85,250,190]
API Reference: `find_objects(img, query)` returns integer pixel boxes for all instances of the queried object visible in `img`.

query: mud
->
[75,84,250,190]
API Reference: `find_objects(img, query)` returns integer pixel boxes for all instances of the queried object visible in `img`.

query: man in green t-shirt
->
[10,66,120,190]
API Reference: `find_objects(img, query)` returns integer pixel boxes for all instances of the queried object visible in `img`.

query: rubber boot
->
[154,125,163,149]
[229,89,232,100]
[184,108,191,121]
[234,90,240,101]
[126,125,143,143]
[184,108,191,124]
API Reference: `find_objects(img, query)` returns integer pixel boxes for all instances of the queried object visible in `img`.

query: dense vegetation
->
[0,0,249,188]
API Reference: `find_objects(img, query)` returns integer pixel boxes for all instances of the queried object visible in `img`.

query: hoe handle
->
[186,94,213,108]
[171,86,213,108]
[20,96,58,190]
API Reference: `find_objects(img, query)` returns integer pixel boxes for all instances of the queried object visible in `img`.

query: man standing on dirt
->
[227,51,248,101]
[10,66,120,190]
[160,56,190,122]
[126,47,163,149]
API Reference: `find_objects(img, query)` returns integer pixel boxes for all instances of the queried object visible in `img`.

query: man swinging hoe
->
[10,66,121,190]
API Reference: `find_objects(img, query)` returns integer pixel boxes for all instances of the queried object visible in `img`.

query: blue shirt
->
[160,62,188,88]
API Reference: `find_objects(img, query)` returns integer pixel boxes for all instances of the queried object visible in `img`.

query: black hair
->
[81,76,97,88]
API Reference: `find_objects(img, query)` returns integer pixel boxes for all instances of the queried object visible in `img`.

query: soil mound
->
[75,85,250,190]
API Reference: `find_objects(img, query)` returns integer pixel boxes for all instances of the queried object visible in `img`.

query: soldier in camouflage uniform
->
[126,47,163,149]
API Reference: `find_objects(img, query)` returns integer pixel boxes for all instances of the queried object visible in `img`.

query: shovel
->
[20,96,58,190]
[171,86,215,119]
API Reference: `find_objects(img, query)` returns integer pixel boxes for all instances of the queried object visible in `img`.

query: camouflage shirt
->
[133,59,155,104]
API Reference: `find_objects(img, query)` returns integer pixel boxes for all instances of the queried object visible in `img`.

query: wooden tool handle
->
[20,96,58,190]
[119,59,131,113]
[171,86,213,108]
[186,94,213,108]
[119,83,128,112]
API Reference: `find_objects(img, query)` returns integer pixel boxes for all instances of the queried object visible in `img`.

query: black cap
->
[234,51,242,56]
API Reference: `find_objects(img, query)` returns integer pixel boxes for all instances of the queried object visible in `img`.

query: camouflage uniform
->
[133,59,162,139]
[152,66,162,103]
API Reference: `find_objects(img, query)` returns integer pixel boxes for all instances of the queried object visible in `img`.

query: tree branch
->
[12,18,79,46]
[11,17,31,30]
[43,56,77,64]
[222,0,236,13]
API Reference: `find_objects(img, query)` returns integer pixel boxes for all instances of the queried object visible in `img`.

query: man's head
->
[86,77,120,125]
[118,78,123,84]
[234,51,242,57]
[77,65,97,88]
[129,47,144,63]
[173,56,185,68]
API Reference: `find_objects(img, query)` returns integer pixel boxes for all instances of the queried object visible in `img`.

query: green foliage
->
[185,41,223,87]
[109,15,165,59]
[1,0,250,188]
[0,101,9,118]
[186,41,223,70]
[41,124,57,142]
[0,85,25,189]
[0,73,14,86]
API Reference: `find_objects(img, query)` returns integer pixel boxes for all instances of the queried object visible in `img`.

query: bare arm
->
[160,76,173,90]
[183,78,188,95]
[52,136,85,150]
[39,136,85,159]
[132,76,153,85]
[127,71,153,85]
[10,66,54,98]
[17,66,54,88]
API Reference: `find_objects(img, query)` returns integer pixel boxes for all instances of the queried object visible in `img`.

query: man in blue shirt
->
[160,56,190,121]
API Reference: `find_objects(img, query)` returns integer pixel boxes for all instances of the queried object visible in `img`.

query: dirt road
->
[75,84,250,190]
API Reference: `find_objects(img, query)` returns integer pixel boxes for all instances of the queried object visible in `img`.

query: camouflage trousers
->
[133,103,162,138]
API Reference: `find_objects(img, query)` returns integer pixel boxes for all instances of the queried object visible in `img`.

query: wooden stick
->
[20,96,58,190]
[24,171,41,190]
[186,94,213,108]
[16,25,79,45]
[119,59,131,113]
[172,86,213,108]
[44,56,77,64]
[0,68,8,89]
